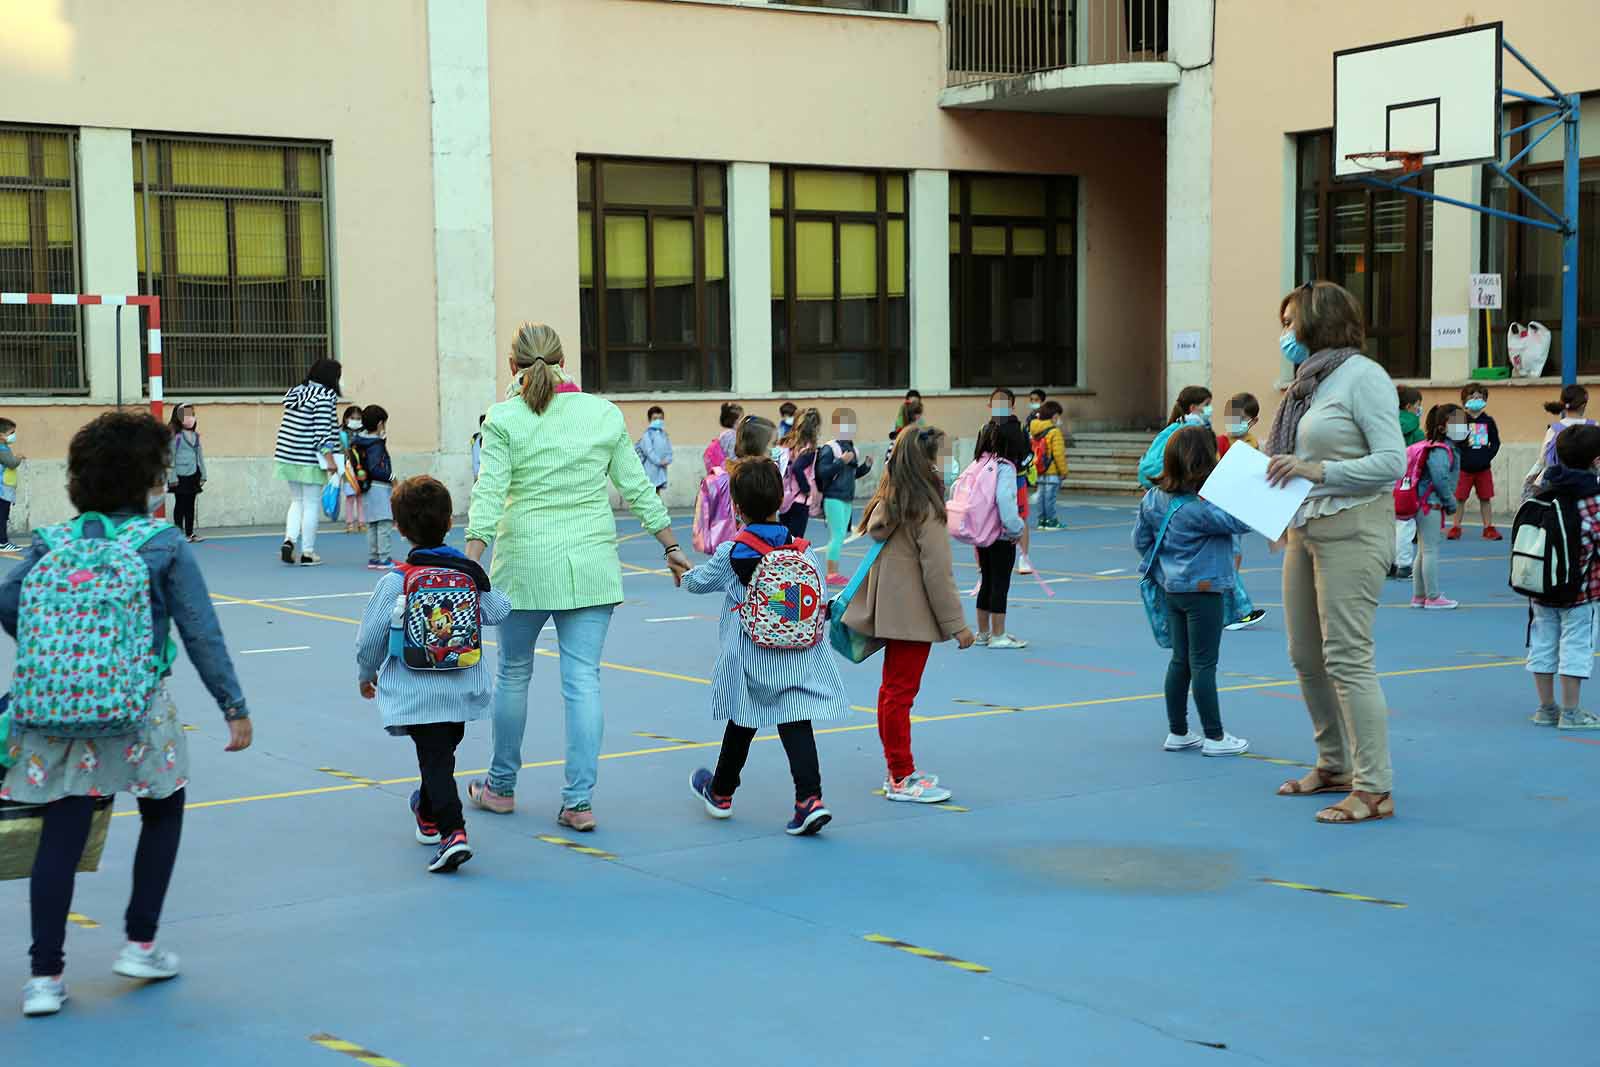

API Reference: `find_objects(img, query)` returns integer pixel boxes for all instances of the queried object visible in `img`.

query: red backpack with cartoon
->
[394,566,482,670]
[730,531,825,650]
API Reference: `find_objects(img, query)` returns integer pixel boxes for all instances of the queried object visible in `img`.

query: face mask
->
[1201,405,1214,420]
[991,405,1010,418]
[1446,424,1469,442]
[181,417,196,430]
[3,433,14,445]
[837,425,855,438]
[649,419,664,430]
[1029,401,1041,412]
[1465,398,1487,414]
[1228,420,1251,437]
[148,490,165,515]
[769,446,785,464]
[1280,330,1311,364]
[346,420,361,431]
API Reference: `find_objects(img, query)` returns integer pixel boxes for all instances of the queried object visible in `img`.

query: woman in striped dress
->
[272,358,342,566]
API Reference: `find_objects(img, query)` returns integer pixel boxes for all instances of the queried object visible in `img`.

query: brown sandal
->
[1315,790,1394,824]
[1276,768,1352,796]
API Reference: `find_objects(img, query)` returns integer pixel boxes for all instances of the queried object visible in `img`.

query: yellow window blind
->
[1013,227,1046,256]
[236,202,287,278]
[0,191,26,248]
[175,200,228,275]
[172,143,284,190]
[578,209,593,287]
[796,170,877,213]
[605,215,647,289]
[970,176,1046,217]
[888,219,906,298]
[770,169,786,210]
[653,217,694,288]
[950,220,961,254]
[840,223,877,300]
[796,221,834,300]
[972,225,1006,256]
[704,214,725,283]
[771,217,785,298]
[299,202,326,279]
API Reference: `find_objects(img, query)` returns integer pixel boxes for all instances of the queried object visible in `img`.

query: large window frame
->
[1479,100,1600,375]
[578,157,730,394]
[948,172,1078,389]
[770,0,908,12]
[1295,130,1433,379]
[770,166,910,391]
[0,124,84,395]
[133,134,334,395]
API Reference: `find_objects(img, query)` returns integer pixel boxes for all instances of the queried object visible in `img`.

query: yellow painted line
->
[864,934,989,973]
[535,834,617,861]
[633,731,698,745]
[1240,753,1315,769]
[67,913,99,929]
[1260,878,1406,909]
[872,789,968,812]
[309,1033,405,1067]
[318,767,381,787]
[112,781,374,818]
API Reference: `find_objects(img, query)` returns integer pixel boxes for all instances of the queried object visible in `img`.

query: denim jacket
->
[0,512,248,718]
[1133,488,1253,594]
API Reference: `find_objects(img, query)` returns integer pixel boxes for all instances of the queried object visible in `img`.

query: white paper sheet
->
[1198,441,1312,542]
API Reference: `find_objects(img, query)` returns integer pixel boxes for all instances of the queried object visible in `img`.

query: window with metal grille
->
[0,126,83,394]
[949,173,1077,389]
[770,0,908,11]
[771,167,910,391]
[578,157,731,393]
[133,135,333,394]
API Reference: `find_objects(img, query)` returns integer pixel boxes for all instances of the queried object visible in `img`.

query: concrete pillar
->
[727,161,773,394]
[1162,0,1214,409]
[909,168,951,391]
[1427,166,1476,380]
[76,127,141,405]
[427,0,497,487]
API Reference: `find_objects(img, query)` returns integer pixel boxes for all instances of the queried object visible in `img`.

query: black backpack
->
[1509,490,1588,606]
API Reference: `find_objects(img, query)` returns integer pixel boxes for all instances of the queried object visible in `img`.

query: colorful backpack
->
[780,447,825,518]
[703,435,727,474]
[947,454,1008,547]
[393,566,482,670]
[1031,428,1054,478]
[693,470,738,554]
[1393,441,1448,520]
[730,532,825,650]
[346,442,370,493]
[10,514,173,737]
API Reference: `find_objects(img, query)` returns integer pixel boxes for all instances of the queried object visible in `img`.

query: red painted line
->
[78,294,102,304]
[25,293,49,304]
[1024,658,1138,677]
[1560,737,1600,746]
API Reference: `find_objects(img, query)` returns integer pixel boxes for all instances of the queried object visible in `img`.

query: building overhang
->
[940,62,1179,118]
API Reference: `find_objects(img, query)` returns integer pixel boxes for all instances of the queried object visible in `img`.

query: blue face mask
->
[1280,330,1311,365]
[991,405,1010,418]
[1464,398,1487,414]
[649,419,664,430]
[1201,405,1214,420]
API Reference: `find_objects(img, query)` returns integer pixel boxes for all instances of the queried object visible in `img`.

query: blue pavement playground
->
[0,499,1594,1066]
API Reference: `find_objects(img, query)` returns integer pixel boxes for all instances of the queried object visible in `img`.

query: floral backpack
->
[730,531,825,650]
[10,513,174,737]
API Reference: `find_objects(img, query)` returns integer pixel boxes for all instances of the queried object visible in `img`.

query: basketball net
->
[1345,151,1425,177]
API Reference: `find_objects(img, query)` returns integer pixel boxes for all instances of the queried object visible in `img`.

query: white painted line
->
[1095,568,1126,575]
[239,645,311,655]
[1041,577,1075,585]
[646,616,700,623]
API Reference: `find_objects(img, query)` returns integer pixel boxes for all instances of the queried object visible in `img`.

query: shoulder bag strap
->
[731,530,774,557]
[1140,499,1187,576]
[834,535,888,611]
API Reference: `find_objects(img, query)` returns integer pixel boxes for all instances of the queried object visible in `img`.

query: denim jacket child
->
[1133,488,1253,594]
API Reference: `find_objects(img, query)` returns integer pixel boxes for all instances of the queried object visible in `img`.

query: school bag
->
[346,441,371,493]
[729,531,825,650]
[1509,490,1589,606]
[1393,441,1448,520]
[9,514,175,737]
[693,470,738,554]
[1138,422,1185,488]
[392,566,483,670]
[703,435,727,473]
[813,442,846,495]
[947,454,1008,548]
[1543,419,1597,468]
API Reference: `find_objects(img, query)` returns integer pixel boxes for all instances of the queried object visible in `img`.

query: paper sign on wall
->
[1172,331,1201,363]
[1469,273,1503,310]
[1432,314,1469,349]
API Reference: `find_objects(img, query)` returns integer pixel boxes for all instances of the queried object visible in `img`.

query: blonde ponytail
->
[510,322,566,415]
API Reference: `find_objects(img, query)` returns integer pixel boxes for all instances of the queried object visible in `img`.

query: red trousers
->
[876,639,932,780]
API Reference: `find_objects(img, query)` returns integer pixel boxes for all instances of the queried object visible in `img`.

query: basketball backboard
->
[1333,23,1503,178]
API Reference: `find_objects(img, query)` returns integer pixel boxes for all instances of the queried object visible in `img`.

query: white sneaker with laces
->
[1163,732,1203,751]
[1202,733,1250,757]
[1558,708,1600,731]
[883,773,952,804]
[1017,553,1035,575]
[0,542,18,552]
[113,943,180,980]
[22,976,66,1016]
[973,633,990,647]
[988,633,1029,650]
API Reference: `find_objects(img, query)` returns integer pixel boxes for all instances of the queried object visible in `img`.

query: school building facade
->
[0,0,1593,528]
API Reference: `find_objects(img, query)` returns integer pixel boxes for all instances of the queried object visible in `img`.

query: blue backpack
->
[1138,422,1187,488]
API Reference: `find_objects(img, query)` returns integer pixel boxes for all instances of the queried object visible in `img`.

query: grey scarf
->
[1264,347,1359,455]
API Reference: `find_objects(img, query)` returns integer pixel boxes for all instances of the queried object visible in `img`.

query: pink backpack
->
[729,531,825,650]
[703,435,726,474]
[780,447,825,518]
[948,454,1009,547]
[1394,441,1447,520]
[693,469,738,554]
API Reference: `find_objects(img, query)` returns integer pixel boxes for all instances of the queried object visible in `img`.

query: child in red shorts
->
[1448,384,1502,541]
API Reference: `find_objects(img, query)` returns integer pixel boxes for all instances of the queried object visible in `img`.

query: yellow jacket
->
[1028,418,1069,478]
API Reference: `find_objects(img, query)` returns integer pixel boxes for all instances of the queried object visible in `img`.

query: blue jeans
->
[1038,475,1061,525]
[489,606,614,808]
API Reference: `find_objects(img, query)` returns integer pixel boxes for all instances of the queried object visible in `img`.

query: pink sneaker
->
[466,779,514,814]
[1423,596,1459,611]
[826,573,848,587]
[557,804,597,832]
[1410,596,1426,608]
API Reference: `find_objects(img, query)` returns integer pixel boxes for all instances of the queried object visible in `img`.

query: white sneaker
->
[988,633,1029,650]
[1163,731,1203,751]
[883,772,952,804]
[883,770,940,789]
[1202,733,1250,757]
[22,976,66,1016]
[0,542,18,552]
[1017,553,1035,575]
[112,942,180,980]
[973,633,990,647]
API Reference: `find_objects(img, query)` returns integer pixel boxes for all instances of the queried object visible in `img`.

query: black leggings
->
[31,790,186,977]
[712,720,821,802]
[780,503,810,541]
[172,474,201,537]
[976,540,1017,615]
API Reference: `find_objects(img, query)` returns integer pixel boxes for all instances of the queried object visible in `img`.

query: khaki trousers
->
[1283,495,1395,793]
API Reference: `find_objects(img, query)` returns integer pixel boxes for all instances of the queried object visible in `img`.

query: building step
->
[1061,477,1144,494]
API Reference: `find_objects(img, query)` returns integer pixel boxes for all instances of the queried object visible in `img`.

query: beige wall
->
[488,0,1167,448]
[1211,2,1597,443]
[0,0,439,464]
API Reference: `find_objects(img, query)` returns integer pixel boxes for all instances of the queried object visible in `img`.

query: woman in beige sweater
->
[843,426,975,803]
[1265,282,1406,825]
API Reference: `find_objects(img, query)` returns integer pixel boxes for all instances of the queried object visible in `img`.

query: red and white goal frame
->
[0,293,165,420]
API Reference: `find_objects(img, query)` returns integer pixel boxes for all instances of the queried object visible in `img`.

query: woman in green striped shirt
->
[464,324,691,832]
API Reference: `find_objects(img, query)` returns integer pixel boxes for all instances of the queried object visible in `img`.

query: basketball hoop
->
[1344,151,1425,177]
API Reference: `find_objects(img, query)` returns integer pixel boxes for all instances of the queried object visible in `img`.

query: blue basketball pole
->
[1561,92,1581,386]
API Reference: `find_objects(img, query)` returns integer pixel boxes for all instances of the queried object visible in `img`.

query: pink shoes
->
[557,804,597,832]
[466,779,514,814]
[1422,596,1459,610]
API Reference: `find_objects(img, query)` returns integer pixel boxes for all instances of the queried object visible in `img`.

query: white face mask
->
[3,433,14,445]
[1446,424,1470,442]
[346,420,362,431]
[836,425,855,437]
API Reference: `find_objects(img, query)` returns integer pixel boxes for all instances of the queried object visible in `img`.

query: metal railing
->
[946,0,1168,87]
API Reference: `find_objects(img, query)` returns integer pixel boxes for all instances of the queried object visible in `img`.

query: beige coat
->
[841,506,967,643]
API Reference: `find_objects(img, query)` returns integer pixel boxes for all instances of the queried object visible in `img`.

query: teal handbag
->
[1138,499,1186,649]
[827,537,887,663]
